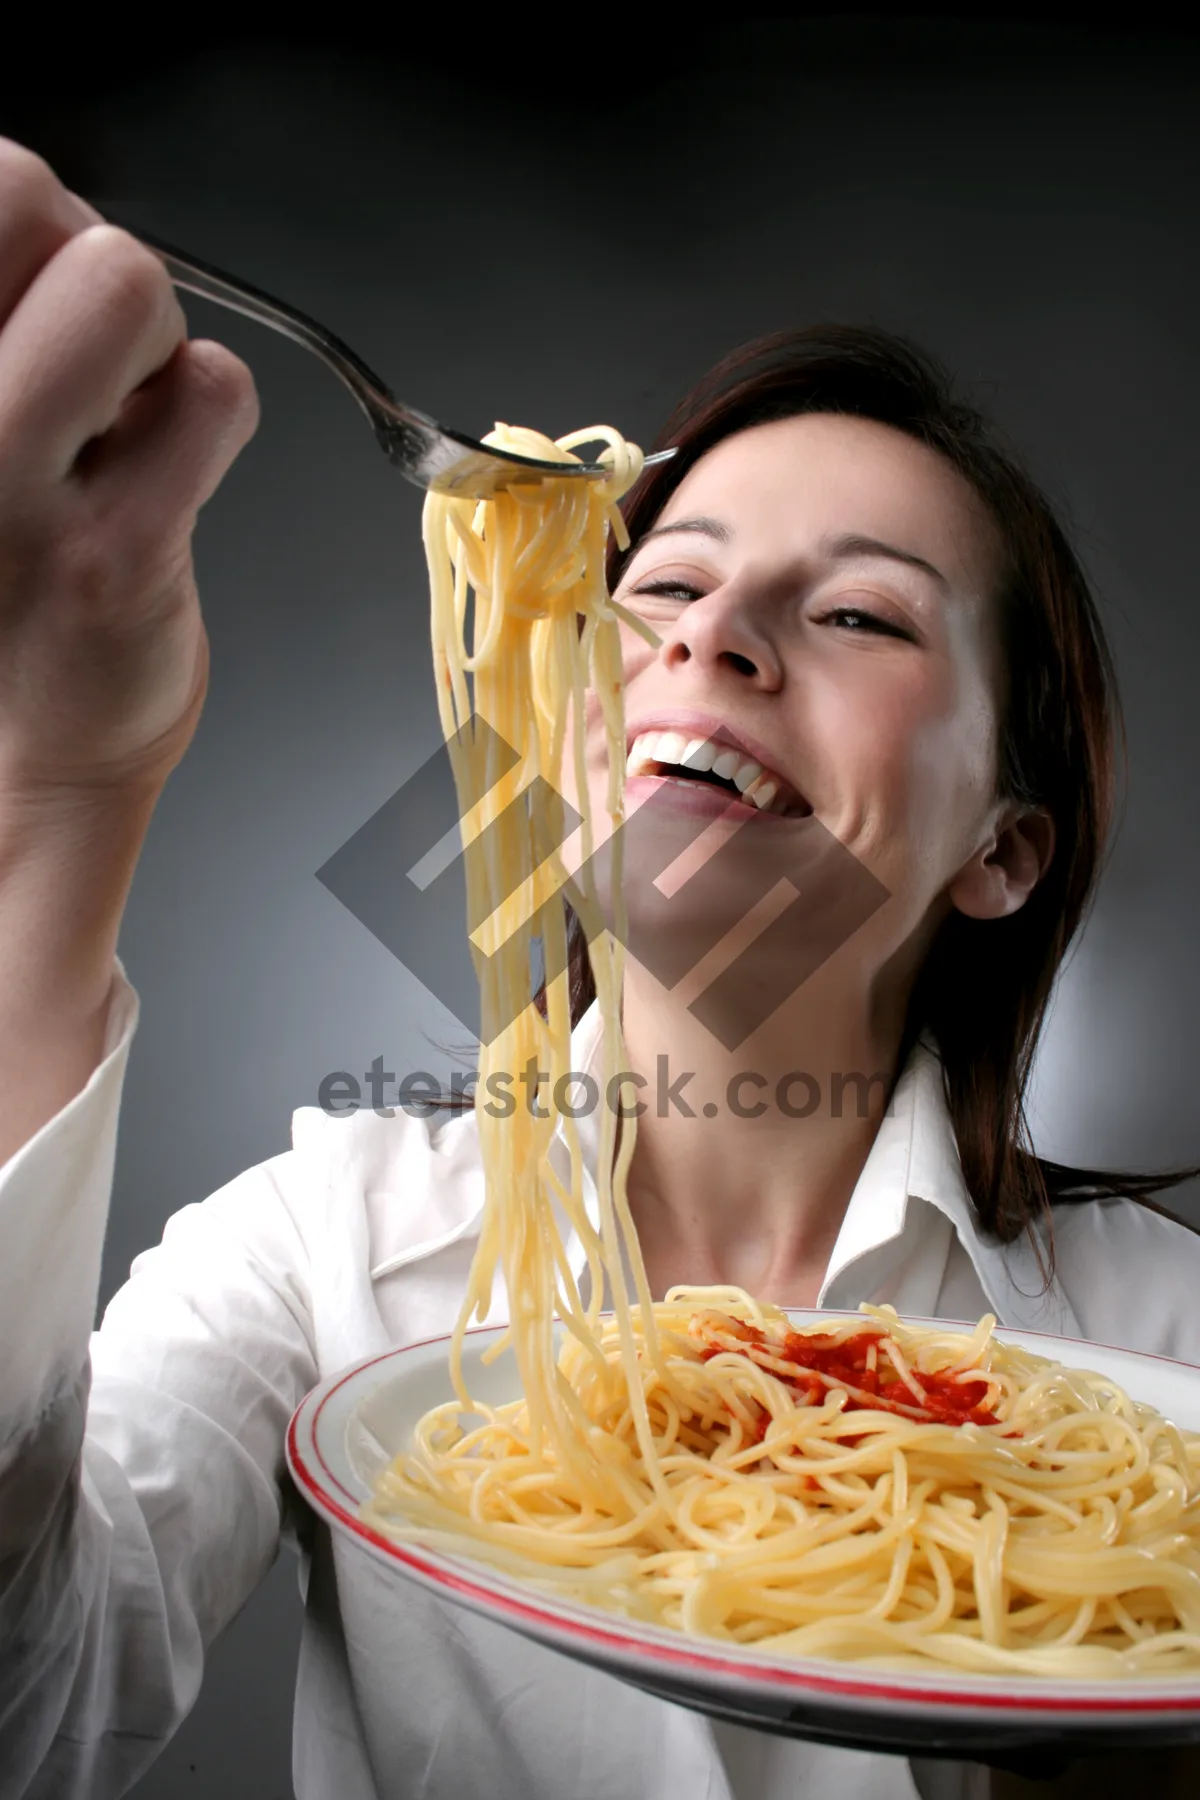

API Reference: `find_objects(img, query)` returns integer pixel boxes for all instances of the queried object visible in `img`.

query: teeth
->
[654,729,688,766]
[626,730,795,815]
[626,730,665,775]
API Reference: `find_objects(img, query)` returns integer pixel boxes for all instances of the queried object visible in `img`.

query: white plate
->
[286,1312,1200,1760]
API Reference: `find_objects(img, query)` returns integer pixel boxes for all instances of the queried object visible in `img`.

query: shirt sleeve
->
[0,965,320,1800]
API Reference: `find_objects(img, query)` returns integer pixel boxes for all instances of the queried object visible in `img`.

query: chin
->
[567,804,891,1053]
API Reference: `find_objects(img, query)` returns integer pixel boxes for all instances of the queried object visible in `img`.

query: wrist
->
[0,777,159,1010]
[0,781,154,1160]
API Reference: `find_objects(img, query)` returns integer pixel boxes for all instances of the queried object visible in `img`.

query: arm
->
[0,143,256,1163]
[0,995,321,1795]
[0,138,269,1794]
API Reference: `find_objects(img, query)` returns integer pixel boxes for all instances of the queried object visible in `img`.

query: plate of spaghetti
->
[288,419,1200,1754]
[288,1303,1200,1757]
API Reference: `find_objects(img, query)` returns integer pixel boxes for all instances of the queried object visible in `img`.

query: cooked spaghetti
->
[362,423,1200,1678]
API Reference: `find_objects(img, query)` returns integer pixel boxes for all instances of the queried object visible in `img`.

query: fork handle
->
[129,226,435,444]
[101,217,677,490]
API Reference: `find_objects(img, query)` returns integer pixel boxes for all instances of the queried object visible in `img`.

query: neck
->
[615,958,910,1307]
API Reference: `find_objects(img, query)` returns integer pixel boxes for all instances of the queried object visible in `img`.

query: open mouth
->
[625,730,811,818]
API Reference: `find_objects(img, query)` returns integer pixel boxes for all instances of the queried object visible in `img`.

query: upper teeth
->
[626,730,785,812]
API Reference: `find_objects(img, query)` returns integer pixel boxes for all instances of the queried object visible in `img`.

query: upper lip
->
[624,709,811,814]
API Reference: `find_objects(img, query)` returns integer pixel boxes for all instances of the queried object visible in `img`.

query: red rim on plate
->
[285,1316,1200,1754]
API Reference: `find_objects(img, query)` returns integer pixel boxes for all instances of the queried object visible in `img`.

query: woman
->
[0,139,1197,1800]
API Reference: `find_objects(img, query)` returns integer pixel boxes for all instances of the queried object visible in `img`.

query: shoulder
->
[119,1100,484,1294]
[288,1098,485,1275]
[1049,1197,1200,1362]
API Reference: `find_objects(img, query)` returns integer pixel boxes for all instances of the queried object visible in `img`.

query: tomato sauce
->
[693,1318,1002,1433]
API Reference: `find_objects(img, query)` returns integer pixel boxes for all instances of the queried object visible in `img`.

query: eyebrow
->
[820,532,948,590]
[630,517,948,589]
[631,515,732,552]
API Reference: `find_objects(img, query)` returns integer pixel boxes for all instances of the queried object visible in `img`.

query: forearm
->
[0,144,255,1174]
[0,780,156,1165]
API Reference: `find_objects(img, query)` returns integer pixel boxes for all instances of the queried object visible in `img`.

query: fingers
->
[0,139,254,802]
[0,139,101,329]
[0,223,190,478]
[82,336,260,532]
[0,138,256,518]
[64,193,105,226]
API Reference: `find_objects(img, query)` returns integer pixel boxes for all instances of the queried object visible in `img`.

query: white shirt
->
[3,966,1200,1800]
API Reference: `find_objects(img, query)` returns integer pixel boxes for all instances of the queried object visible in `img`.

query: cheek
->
[887,667,998,865]
[557,630,653,897]
[557,694,589,813]
[559,635,642,816]
[822,656,997,867]
[567,626,655,791]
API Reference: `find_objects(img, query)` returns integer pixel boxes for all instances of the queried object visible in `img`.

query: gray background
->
[5,15,1200,1796]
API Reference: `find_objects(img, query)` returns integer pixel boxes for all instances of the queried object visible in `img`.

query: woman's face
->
[573,412,1034,1032]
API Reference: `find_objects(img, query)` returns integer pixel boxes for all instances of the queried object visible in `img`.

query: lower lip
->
[625,773,808,822]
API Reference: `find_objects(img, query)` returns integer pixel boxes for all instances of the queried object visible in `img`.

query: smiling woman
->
[4,133,1200,1800]
[355,329,1200,1774]
[549,326,1200,1281]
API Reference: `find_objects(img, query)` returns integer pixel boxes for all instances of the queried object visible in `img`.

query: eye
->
[628,576,705,603]
[820,605,914,642]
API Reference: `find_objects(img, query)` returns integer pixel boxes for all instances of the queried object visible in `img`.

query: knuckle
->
[58,532,120,610]
[57,509,176,617]
[0,141,59,215]
[78,225,174,324]
[0,156,64,255]
[184,341,260,429]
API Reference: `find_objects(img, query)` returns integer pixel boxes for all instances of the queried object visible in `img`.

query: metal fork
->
[130,227,674,499]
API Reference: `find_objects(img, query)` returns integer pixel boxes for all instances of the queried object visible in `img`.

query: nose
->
[659,582,784,689]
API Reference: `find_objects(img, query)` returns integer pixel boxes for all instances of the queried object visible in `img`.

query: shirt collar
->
[828,1034,1080,1336]
[353,1005,1079,1339]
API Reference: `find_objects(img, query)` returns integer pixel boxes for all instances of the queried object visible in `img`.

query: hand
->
[0,138,259,800]
[0,139,260,1159]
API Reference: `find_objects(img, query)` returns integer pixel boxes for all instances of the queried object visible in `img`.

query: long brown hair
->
[556,323,1197,1258]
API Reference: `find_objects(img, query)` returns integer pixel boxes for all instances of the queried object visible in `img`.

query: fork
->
[127,227,675,499]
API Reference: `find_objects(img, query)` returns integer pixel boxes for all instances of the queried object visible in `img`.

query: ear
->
[948,805,1056,922]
